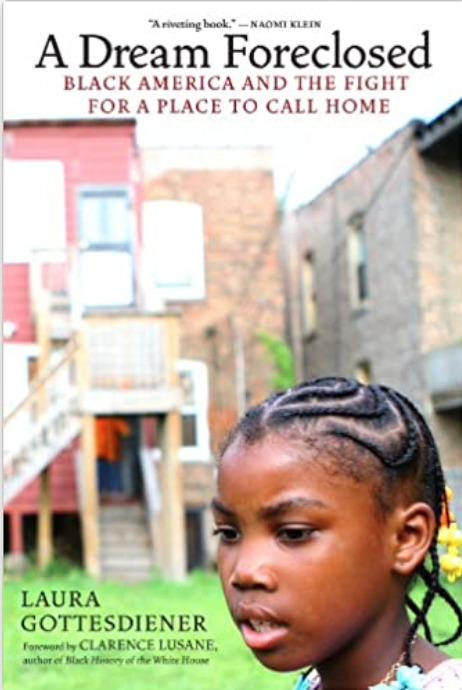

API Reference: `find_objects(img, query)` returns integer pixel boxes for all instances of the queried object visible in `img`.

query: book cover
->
[3,2,462,690]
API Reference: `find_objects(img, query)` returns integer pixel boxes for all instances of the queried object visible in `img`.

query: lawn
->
[3,567,461,690]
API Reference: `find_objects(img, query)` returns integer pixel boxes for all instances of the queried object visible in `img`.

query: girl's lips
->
[236,603,289,651]
[240,621,289,651]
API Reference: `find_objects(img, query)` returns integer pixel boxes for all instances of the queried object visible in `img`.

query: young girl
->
[212,377,462,690]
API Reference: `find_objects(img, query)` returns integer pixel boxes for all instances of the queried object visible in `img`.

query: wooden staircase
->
[3,302,187,581]
[3,343,81,505]
[99,503,154,582]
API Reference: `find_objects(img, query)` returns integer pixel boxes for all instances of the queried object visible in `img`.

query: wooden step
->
[100,554,152,569]
[100,539,151,552]
[99,504,145,521]
[98,503,154,582]
[99,569,154,584]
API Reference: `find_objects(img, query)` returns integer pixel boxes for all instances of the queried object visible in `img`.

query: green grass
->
[4,568,292,690]
[3,567,461,690]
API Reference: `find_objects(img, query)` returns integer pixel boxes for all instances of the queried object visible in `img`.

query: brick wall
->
[414,138,462,355]
[142,148,286,456]
[295,126,426,400]
[293,122,461,473]
[413,132,462,469]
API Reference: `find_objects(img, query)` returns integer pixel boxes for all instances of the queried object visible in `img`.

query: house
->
[3,122,286,578]
[286,99,462,520]
[3,120,185,581]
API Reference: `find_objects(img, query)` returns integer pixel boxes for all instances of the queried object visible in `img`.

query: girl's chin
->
[252,650,312,674]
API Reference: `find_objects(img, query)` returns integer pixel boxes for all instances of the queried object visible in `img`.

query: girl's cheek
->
[218,549,239,589]
[217,549,230,577]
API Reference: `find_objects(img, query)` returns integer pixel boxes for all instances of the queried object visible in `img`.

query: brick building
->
[286,99,462,515]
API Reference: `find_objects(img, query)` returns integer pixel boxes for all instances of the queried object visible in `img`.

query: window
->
[78,187,135,308]
[145,361,210,464]
[142,201,205,301]
[4,160,66,263]
[356,360,373,385]
[186,508,207,571]
[348,214,369,307]
[79,188,132,245]
[301,252,317,337]
[178,360,210,462]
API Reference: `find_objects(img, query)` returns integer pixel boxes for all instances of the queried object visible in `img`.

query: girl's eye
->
[277,527,315,543]
[212,526,240,543]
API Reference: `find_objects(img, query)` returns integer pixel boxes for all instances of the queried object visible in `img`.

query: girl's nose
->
[230,547,277,591]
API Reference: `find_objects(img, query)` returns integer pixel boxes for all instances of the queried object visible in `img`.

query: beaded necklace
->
[294,646,425,690]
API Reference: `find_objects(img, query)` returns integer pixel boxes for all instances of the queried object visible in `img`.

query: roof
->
[293,98,462,212]
[417,98,462,153]
[292,122,415,213]
[3,119,136,129]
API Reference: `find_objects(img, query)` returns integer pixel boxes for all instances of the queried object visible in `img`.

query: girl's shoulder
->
[423,658,462,689]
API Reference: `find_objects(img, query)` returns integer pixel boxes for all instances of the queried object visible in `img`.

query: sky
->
[4,1,462,208]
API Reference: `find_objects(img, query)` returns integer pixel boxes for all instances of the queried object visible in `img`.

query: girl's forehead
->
[219,437,303,479]
[218,436,360,493]
[216,437,381,522]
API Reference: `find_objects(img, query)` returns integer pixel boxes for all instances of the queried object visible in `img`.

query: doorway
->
[96,416,142,502]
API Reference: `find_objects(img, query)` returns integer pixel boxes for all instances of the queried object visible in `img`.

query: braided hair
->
[220,377,462,662]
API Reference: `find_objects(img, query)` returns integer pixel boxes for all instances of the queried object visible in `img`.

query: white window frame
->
[178,359,211,462]
[78,185,136,309]
[142,200,206,301]
[356,360,373,385]
[348,214,369,309]
[78,186,134,247]
[301,251,317,337]
[150,359,211,463]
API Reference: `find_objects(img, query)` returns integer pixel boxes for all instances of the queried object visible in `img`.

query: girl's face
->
[213,435,401,673]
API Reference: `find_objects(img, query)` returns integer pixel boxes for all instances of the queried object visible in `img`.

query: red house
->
[3,120,185,581]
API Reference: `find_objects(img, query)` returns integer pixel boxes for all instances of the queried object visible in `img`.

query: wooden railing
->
[140,448,162,566]
[3,341,81,505]
[79,313,182,415]
[4,312,182,505]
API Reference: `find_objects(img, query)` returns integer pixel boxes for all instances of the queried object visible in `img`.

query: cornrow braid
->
[220,377,462,660]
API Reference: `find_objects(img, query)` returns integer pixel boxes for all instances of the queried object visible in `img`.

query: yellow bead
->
[438,526,451,546]
[440,553,462,580]
[450,528,462,549]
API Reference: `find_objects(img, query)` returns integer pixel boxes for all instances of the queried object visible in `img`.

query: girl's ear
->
[392,502,436,576]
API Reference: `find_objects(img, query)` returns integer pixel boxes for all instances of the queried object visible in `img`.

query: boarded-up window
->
[142,201,205,301]
[4,160,66,263]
